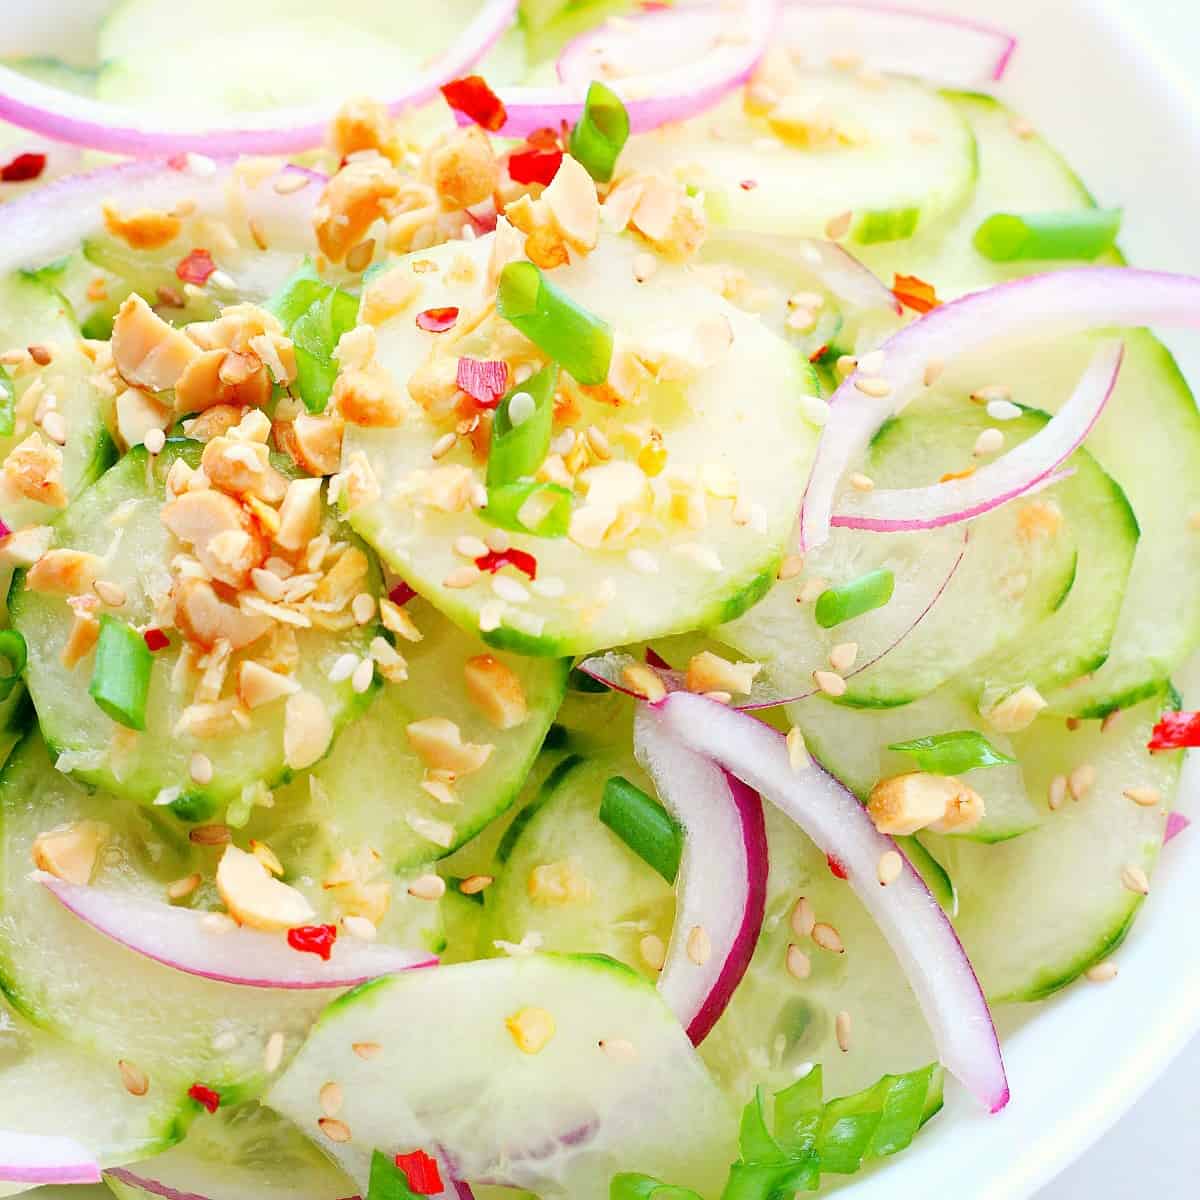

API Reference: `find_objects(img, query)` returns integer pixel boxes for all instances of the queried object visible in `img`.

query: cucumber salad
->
[0,1,1195,1197]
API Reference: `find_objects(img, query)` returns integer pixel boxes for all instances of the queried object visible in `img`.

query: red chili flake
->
[143,628,169,652]
[644,647,672,670]
[475,548,538,580]
[456,357,509,408]
[388,581,417,607]
[808,344,831,364]
[739,179,758,191]
[508,147,563,187]
[0,152,46,183]
[287,924,338,961]
[167,152,189,171]
[187,1084,221,1114]
[176,249,217,287]
[827,853,848,880]
[416,306,460,334]
[1148,711,1200,751]
[526,127,562,152]
[440,75,507,132]
[892,273,941,315]
[395,1150,445,1196]
[0,519,11,541]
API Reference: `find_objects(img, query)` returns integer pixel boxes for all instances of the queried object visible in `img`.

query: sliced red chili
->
[475,548,538,580]
[176,249,217,286]
[395,1149,445,1195]
[508,147,563,187]
[739,178,758,191]
[187,1083,221,1114]
[287,924,338,961]
[1148,710,1200,751]
[143,628,169,652]
[440,75,507,132]
[416,306,460,334]
[456,357,509,408]
[388,581,417,607]
[0,153,46,183]
[826,853,848,880]
[892,272,941,315]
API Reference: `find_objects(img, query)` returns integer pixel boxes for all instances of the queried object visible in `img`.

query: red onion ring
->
[470,0,778,139]
[0,0,516,156]
[832,341,1123,532]
[1165,811,1191,845]
[634,706,767,1044]
[36,872,437,990]
[653,692,1010,1114]
[0,1130,99,1185]
[800,267,1200,551]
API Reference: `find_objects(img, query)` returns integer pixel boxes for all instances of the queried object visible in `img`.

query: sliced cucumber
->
[267,954,737,1198]
[103,1102,353,1200]
[859,93,1200,715]
[785,685,1039,843]
[11,440,380,815]
[347,231,818,656]
[0,733,333,1107]
[618,69,976,243]
[924,692,1176,1001]
[264,596,568,868]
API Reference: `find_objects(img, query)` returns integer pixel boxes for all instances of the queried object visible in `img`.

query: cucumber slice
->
[618,70,976,243]
[104,1102,353,1200]
[859,94,1200,715]
[923,692,1176,1001]
[785,686,1039,843]
[346,231,818,656]
[0,733,334,1107]
[264,596,568,869]
[267,954,737,1198]
[11,440,380,815]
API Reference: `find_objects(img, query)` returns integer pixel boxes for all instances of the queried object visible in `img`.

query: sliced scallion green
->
[88,615,152,730]
[599,775,681,884]
[486,363,559,489]
[972,208,1122,263]
[569,81,630,183]
[888,730,1015,775]
[496,261,612,385]
[814,569,894,629]
[0,629,26,701]
[482,479,572,537]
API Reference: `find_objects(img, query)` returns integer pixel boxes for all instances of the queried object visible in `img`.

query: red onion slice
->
[801,267,1200,551]
[0,1130,99,1184]
[653,692,1010,1114]
[0,157,322,277]
[0,0,516,156]
[477,0,777,139]
[1165,811,1191,845]
[832,341,1123,532]
[633,707,767,1043]
[794,238,904,315]
[35,872,437,989]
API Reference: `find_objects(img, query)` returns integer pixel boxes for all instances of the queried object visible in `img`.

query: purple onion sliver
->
[1165,811,1191,845]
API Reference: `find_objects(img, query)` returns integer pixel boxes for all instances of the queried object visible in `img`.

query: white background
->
[1034,7,1200,1196]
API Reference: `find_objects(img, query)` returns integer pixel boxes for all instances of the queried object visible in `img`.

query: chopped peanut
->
[175,347,271,414]
[311,547,369,611]
[182,404,248,443]
[4,432,66,507]
[238,659,301,709]
[528,858,592,904]
[429,127,500,211]
[359,265,420,327]
[982,685,1047,733]
[275,477,324,554]
[111,295,201,392]
[26,548,103,595]
[0,525,52,568]
[406,717,494,775]
[868,772,986,836]
[161,489,265,588]
[506,1006,555,1054]
[406,354,462,420]
[1017,500,1064,542]
[201,436,288,504]
[216,844,315,932]
[285,412,344,477]
[115,387,172,451]
[314,157,405,263]
[174,577,272,650]
[607,173,707,260]
[330,97,400,162]
[685,651,761,697]
[380,597,422,642]
[333,364,405,427]
[102,203,181,250]
[463,654,528,729]
[284,690,333,769]
[32,820,110,885]
[61,594,100,668]
[542,154,600,253]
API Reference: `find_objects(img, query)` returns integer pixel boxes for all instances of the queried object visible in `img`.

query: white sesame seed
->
[686,925,712,965]
[877,850,903,886]
[144,427,166,454]
[786,726,810,772]
[639,933,667,971]
[478,601,504,632]
[849,472,874,492]
[600,1037,638,1060]
[632,253,657,283]
[485,528,511,552]
[407,874,446,901]
[854,377,892,399]
[550,429,576,456]
[493,575,530,604]
[785,944,811,980]
[1085,960,1118,983]
[264,1031,285,1073]
[118,1059,149,1096]
[94,579,126,607]
[813,669,847,698]
[825,210,853,240]
[829,642,858,672]
[923,357,945,387]
[673,543,723,572]
[1120,863,1150,895]
[986,399,1022,421]
[352,1041,382,1059]
[790,897,815,939]
[835,1010,852,1052]
[454,535,489,560]
[328,653,359,683]
[351,657,375,694]
[459,874,493,896]
[970,385,1011,405]
[628,548,659,575]
[444,565,482,589]
[530,576,565,598]
[586,426,612,460]
[973,428,1005,456]
[431,432,457,460]
[200,912,237,935]
[1068,763,1096,801]
[1048,774,1068,811]
[857,350,885,375]
[343,915,378,941]
[1124,786,1161,808]
[274,172,311,195]
[812,922,844,954]
[189,752,213,785]
[318,1080,345,1118]
[166,873,201,901]
[209,269,237,291]
[506,391,536,427]
[318,1117,351,1143]
[41,410,67,445]
[835,355,858,379]
[1101,709,1122,734]
[351,592,376,625]
[779,554,805,581]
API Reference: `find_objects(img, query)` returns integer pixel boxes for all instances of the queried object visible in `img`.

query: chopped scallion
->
[569,81,630,183]
[497,261,613,385]
[814,569,894,629]
[486,364,559,489]
[599,775,682,884]
[88,615,152,731]
[610,1174,702,1200]
[482,480,572,538]
[972,209,1122,263]
[888,730,1015,775]
[0,629,26,701]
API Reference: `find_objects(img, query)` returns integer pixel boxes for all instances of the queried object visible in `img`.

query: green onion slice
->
[486,363,559,488]
[482,480,572,538]
[972,209,1122,263]
[365,1148,417,1200]
[599,775,682,884]
[0,629,26,701]
[610,1174,702,1200]
[88,615,152,731]
[497,261,613,385]
[814,569,894,629]
[569,81,630,183]
[887,730,1015,775]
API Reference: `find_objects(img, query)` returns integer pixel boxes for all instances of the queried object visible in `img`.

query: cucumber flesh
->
[267,955,737,1198]
[924,692,1176,1001]
[11,441,380,814]
[347,231,818,656]
[618,70,977,243]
